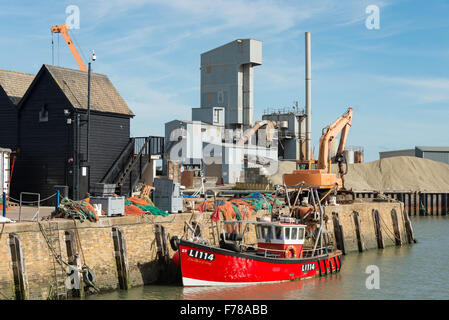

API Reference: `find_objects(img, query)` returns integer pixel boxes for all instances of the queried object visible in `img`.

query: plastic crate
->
[90,196,125,216]
[91,183,116,197]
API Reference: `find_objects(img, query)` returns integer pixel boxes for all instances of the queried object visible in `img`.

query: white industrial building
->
[164,39,278,184]
[262,106,307,160]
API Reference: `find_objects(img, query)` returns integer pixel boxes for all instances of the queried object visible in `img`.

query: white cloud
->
[376,75,449,104]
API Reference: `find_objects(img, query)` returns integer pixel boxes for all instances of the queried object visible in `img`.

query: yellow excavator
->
[283,107,353,199]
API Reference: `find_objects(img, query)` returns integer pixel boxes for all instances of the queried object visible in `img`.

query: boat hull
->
[179,240,342,287]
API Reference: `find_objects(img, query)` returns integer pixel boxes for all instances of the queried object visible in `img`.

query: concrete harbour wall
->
[323,200,413,253]
[0,200,413,300]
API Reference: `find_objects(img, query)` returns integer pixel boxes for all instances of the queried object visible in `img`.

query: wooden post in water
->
[436,193,440,216]
[352,211,364,252]
[391,209,402,246]
[415,192,418,216]
[419,193,424,216]
[372,210,384,249]
[431,194,435,215]
[442,193,447,216]
[407,193,412,216]
[424,193,428,215]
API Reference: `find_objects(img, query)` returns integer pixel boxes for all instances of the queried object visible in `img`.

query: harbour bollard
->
[2,192,6,217]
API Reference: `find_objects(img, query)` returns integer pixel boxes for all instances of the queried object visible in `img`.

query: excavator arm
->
[236,120,277,147]
[283,107,354,192]
[317,107,353,176]
[51,24,87,72]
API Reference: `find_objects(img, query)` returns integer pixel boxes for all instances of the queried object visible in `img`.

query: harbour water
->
[85,216,449,300]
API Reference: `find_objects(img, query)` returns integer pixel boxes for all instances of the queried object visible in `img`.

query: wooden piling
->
[8,233,28,300]
[391,209,402,246]
[372,210,384,249]
[401,207,416,244]
[442,193,447,216]
[413,192,419,216]
[352,211,364,252]
[332,213,346,255]
[64,231,84,298]
[407,193,410,215]
[111,227,129,290]
[436,194,440,216]
[430,193,435,216]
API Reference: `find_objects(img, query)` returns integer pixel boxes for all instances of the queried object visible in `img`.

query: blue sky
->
[1,0,449,161]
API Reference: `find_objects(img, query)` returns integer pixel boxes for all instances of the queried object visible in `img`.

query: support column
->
[305,32,312,160]
[142,158,158,186]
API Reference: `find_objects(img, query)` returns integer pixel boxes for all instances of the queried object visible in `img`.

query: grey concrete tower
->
[198,39,262,130]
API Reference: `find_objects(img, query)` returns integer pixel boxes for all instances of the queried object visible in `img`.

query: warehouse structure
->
[12,64,135,200]
[379,146,449,166]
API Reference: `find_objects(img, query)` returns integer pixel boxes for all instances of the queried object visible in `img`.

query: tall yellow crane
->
[51,24,87,71]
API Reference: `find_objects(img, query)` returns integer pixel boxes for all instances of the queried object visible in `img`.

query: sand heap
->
[268,156,449,192]
[337,156,449,192]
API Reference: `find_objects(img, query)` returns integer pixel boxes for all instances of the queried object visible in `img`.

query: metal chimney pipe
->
[305,32,312,161]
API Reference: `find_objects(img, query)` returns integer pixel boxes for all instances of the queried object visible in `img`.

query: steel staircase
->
[100,136,164,196]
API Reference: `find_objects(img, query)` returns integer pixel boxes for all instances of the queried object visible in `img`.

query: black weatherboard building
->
[0,69,35,151]
[12,64,134,201]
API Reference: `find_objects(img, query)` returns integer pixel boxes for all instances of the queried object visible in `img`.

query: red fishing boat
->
[174,216,342,287]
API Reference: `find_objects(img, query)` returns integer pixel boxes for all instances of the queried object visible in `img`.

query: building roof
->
[0,69,35,105]
[45,64,134,116]
[416,146,449,152]
[19,64,133,116]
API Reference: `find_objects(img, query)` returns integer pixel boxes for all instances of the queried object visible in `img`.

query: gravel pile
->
[268,156,449,192]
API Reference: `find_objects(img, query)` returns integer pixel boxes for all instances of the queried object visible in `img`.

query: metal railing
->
[101,136,164,186]
[18,192,41,222]
[133,136,164,156]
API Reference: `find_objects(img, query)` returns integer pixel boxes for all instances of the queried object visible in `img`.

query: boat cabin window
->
[257,225,305,241]
[284,227,305,241]
[260,225,273,240]
[291,227,298,240]
[275,226,282,240]
[285,227,290,240]
[298,227,305,240]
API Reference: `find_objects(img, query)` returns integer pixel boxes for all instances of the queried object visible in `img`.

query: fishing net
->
[211,192,280,224]
[53,198,99,222]
[124,197,169,217]
[241,192,281,212]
